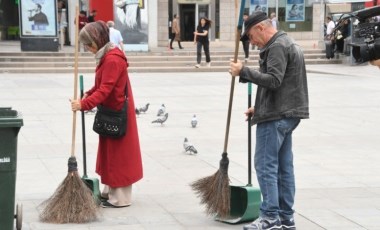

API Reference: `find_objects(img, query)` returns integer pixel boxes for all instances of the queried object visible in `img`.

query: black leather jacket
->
[239,31,309,124]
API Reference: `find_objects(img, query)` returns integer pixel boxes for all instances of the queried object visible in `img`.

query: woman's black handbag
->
[93,83,128,138]
[93,100,127,138]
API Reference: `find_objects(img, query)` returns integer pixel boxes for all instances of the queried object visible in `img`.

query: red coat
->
[81,48,143,187]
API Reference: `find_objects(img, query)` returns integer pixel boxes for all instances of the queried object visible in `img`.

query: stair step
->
[0,48,341,74]
[0,59,342,74]
[0,49,325,57]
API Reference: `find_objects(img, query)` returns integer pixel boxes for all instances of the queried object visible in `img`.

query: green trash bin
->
[0,107,23,230]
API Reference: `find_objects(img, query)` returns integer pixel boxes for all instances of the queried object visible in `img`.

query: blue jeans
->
[254,118,300,221]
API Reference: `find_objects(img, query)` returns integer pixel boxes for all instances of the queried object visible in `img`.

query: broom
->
[190,0,246,218]
[39,6,99,223]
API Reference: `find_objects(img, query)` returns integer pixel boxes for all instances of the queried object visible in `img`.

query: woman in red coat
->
[70,21,143,208]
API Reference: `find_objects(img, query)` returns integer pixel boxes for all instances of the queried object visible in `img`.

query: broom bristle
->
[190,152,230,218]
[39,158,99,223]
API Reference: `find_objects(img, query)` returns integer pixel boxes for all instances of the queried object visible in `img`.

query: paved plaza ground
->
[1,63,380,229]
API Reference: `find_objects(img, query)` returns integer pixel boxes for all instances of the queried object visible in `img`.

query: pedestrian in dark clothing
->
[336,19,350,53]
[75,10,89,51]
[88,10,97,22]
[241,12,250,61]
[230,11,309,230]
[194,17,211,68]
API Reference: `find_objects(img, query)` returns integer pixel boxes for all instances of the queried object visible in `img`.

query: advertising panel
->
[285,0,305,22]
[114,0,148,51]
[250,0,268,15]
[19,0,57,37]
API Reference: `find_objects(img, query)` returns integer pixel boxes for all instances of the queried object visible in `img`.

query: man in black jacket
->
[230,11,309,230]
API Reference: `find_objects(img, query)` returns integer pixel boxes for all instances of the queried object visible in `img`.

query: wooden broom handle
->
[71,6,80,157]
[223,0,244,153]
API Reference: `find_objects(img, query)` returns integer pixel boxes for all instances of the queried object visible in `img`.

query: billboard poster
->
[285,0,305,22]
[250,0,268,15]
[19,0,57,37]
[114,0,148,51]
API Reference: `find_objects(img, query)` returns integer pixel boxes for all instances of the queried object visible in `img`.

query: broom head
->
[190,152,231,218]
[39,156,100,223]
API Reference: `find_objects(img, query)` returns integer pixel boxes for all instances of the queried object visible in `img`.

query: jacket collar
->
[260,31,287,53]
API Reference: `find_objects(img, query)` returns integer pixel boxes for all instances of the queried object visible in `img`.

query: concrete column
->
[157,0,169,47]
[68,2,77,48]
[148,0,158,49]
[219,0,236,41]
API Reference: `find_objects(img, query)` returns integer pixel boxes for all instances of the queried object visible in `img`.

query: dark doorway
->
[1,0,19,40]
[180,4,195,41]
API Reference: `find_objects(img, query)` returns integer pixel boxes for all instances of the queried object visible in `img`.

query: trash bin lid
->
[0,107,23,128]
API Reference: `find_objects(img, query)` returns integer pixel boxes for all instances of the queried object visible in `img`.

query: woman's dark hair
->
[198,17,212,28]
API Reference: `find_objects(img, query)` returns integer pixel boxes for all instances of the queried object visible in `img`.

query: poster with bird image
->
[114,0,148,51]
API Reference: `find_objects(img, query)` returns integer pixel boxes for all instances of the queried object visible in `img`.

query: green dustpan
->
[217,83,261,224]
[80,75,101,204]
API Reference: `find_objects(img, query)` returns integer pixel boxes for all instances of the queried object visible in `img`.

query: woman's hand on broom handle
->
[70,99,81,111]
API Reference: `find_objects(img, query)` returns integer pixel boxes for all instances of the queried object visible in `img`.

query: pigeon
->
[135,108,140,116]
[183,137,198,154]
[157,104,166,116]
[139,103,150,113]
[191,114,198,128]
[151,113,168,125]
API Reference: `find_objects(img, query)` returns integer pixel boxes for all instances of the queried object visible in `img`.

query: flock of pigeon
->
[135,103,198,155]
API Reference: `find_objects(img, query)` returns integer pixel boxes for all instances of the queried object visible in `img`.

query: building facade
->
[0,0,373,50]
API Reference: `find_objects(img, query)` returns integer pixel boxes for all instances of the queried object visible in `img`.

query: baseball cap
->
[241,11,268,41]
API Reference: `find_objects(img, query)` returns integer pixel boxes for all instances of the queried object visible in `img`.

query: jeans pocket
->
[276,118,300,133]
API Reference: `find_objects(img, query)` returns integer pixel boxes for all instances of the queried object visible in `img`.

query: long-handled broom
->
[39,6,99,223]
[190,0,246,218]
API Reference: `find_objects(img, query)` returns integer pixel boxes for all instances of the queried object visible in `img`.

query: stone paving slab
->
[1,64,380,229]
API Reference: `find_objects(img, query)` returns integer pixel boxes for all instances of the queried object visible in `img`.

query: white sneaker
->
[194,64,200,68]
[245,58,249,62]
[207,62,211,67]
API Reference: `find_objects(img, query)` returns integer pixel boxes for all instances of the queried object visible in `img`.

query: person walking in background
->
[75,10,89,51]
[70,21,143,208]
[335,19,350,54]
[325,16,336,59]
[325,16,335,36]
[230,11,309,230]
[107,20,124,52]
[76,10,88,31]
[241,12,250,62]
[170,14,183,49]
[194,17,211,68]
[270,12,279,30]
[87,10,97,22]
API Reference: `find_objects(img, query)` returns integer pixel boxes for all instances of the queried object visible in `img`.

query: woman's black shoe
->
[101,201,129,208]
